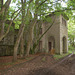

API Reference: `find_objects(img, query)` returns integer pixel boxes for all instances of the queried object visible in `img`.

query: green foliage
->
[54,53,70,60]
[43,16,52,23]
[45,16,52,23]
[42,56,46,61]
[12,0,16,3]
[68,16,75,49]
[30,43,37,54]
[29,49,35,54]
[14,21,21,29]
[5,23,14,32]
[7,7,18,19]
[55,12,62,16]
[68,45,75,50]
[25,57,33,60]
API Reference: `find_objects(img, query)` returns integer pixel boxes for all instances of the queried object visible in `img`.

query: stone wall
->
[60,15,68,54]
[0,45,14,56]
[0,20,15,56]
[39,14,68,54]
[41,15,60,54]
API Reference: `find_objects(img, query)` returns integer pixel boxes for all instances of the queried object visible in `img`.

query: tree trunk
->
[0,0,11,41]
[13,23,25,61]
[0,0,11,14]
[0,20,4,38]
[0,0,4,38]
[13,0,25,61]
[33,16,56,51]
[0,0,3,9]
[25,21,36,56]
[20,35,24,58]
[25,40,31,56]
[25,0,39,56]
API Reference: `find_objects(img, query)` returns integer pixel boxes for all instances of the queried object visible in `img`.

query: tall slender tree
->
[13,0,26,61]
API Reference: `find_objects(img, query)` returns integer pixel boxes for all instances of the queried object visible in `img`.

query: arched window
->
[62,36,67,53]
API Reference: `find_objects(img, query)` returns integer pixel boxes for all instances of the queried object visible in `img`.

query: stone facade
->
[0,20,15,56]
[39,14,68,54]
[0,14,68,56]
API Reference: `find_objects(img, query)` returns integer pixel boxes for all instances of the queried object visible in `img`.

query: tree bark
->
[13,0,25,61]
[25,0,39,56]
[0,0,12,41]
[20,35,24,58]
[25,20,36,56]
[0,20,4,38]
[0,0,11,14]
[0,0,3,9]
[0,10,20,41]
[13,23,25,61]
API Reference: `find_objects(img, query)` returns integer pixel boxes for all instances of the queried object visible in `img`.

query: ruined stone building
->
[0,14,69,56]
[38,14,69,54]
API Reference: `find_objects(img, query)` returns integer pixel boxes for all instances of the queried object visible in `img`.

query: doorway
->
[48,36,55,52]
[48,42,51,51]
[39,41,42,51]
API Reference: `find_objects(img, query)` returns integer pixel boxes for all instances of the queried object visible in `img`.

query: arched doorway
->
[62,37,67,53]
[48,36,55,52]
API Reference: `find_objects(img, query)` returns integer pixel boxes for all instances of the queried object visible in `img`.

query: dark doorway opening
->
[48,42,51,51]
[39,41,42,51]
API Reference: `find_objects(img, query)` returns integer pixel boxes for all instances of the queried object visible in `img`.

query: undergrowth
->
[54,49,75,60]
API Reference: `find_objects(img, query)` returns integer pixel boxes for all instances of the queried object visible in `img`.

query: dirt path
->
[0,54,75,75]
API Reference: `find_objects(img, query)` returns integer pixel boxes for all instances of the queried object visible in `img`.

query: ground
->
[0,53,75,75]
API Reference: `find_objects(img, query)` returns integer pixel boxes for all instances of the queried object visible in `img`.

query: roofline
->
[46,12,69,20]
[61,14,69,20]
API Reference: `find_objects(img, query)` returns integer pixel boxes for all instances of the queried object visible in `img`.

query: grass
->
[54,53,69,60]
[68,49,75,54]
[42,56,46,61]
[53,50,75,60]
[25,57,33,60]
[0,62,15,66]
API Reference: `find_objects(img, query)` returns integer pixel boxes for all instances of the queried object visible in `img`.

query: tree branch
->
[37,16,56,44]
[0,0,11,14]
[36,0,47,10]
[0,10,21,41]
[38,8,75,16]
[33,16,57,50]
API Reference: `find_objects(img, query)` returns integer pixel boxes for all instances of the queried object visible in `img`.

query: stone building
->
[0,20,15,56]
[0,14,69,56]
[38,14,69,54]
